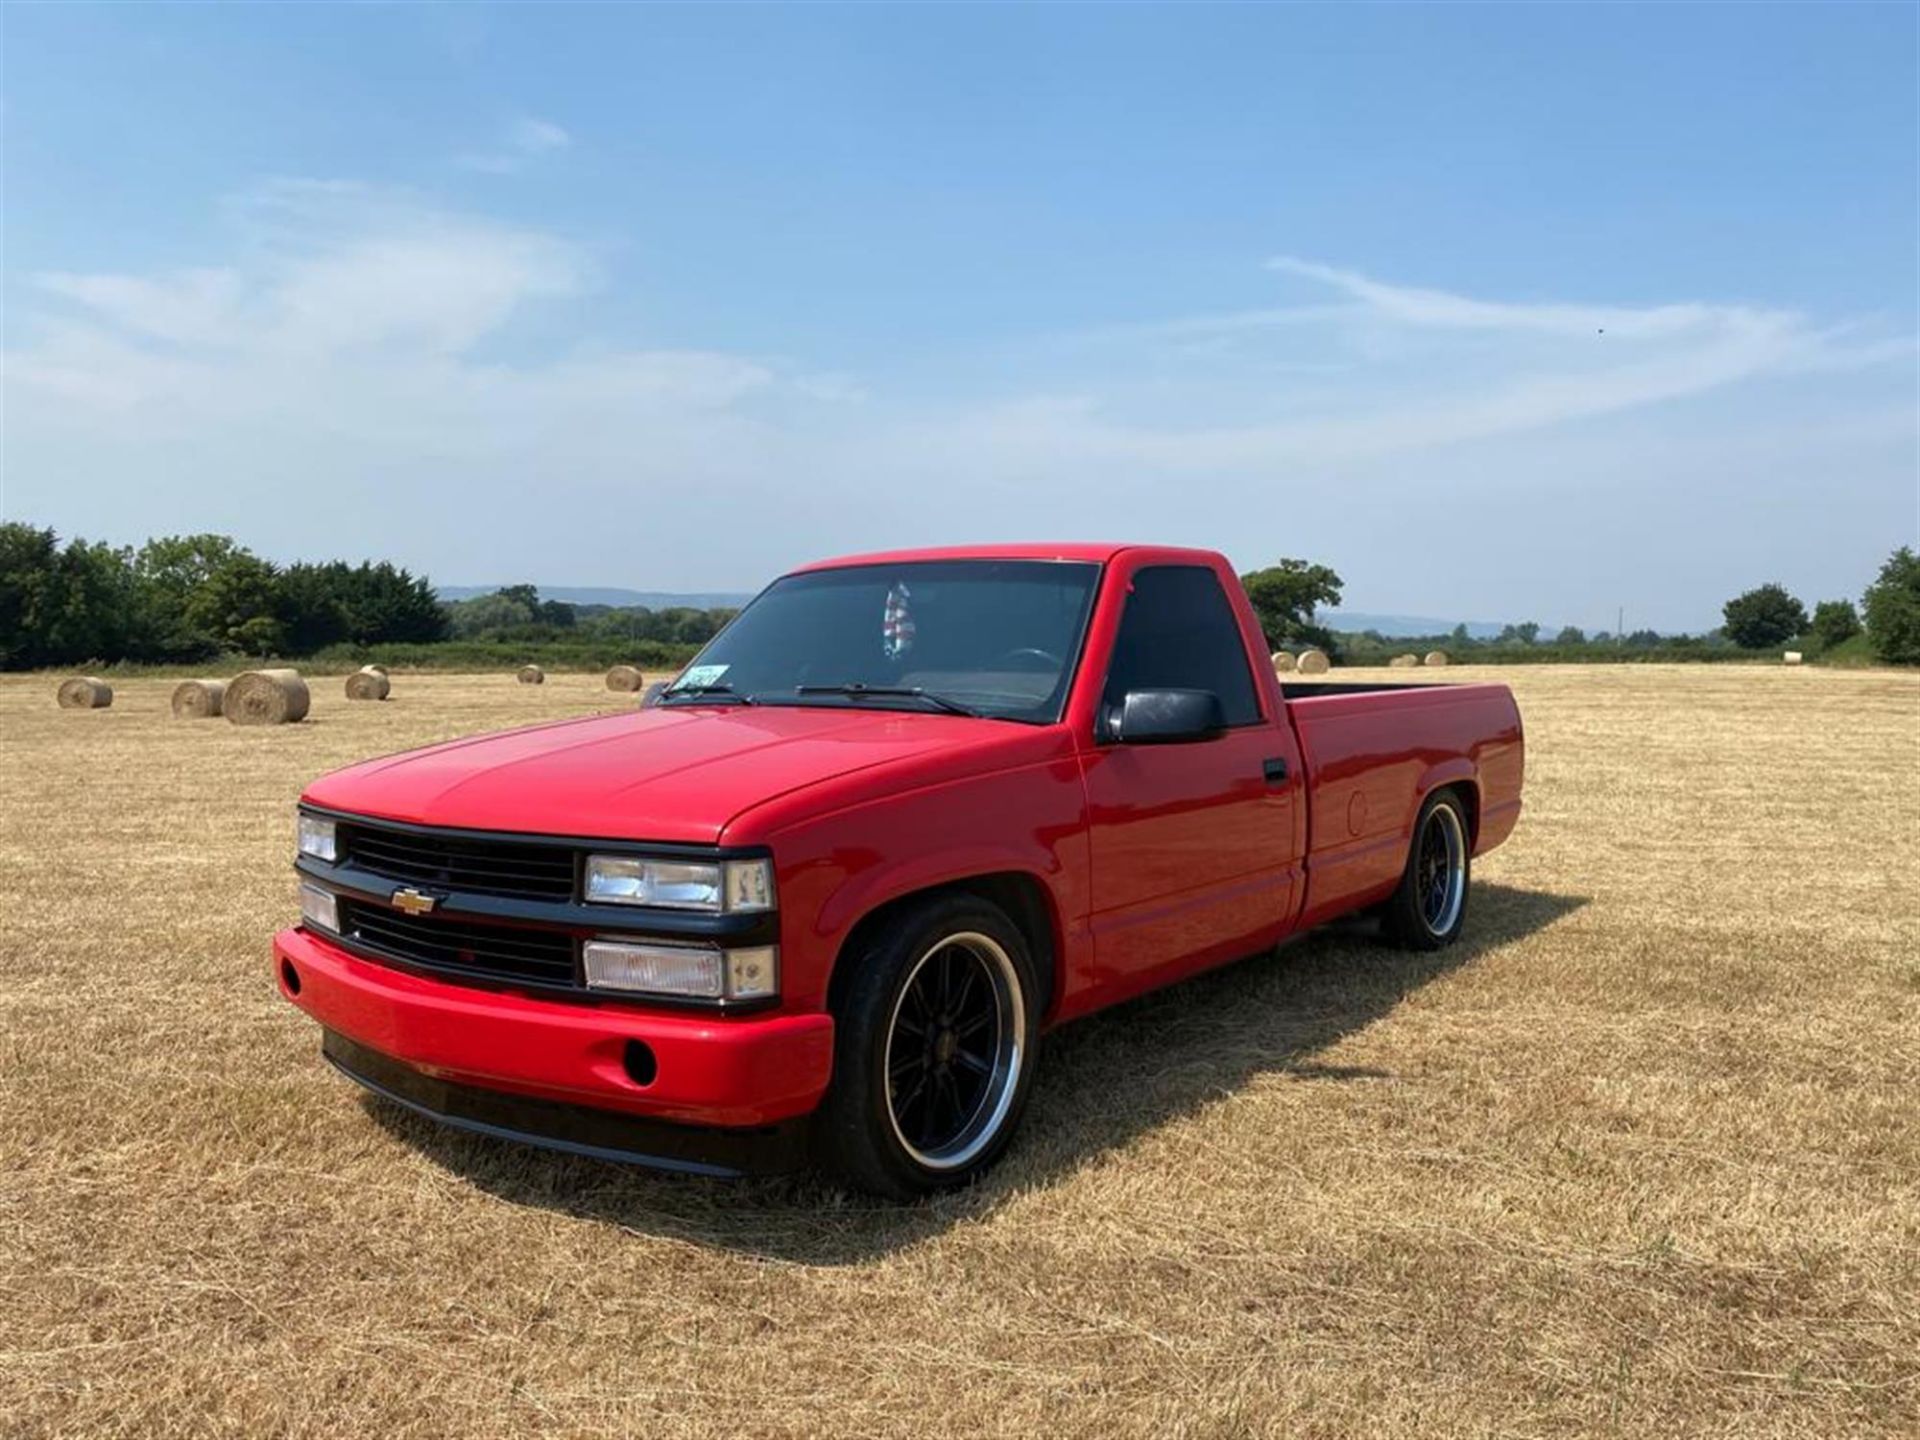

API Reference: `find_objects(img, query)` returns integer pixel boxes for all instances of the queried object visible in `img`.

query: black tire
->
[814,893,1042,1199]
[1383,788,1472,950]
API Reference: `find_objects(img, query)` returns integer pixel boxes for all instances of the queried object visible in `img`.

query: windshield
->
[664,560,1101,722]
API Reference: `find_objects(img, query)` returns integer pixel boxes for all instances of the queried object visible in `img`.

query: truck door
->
[1080,562,1301,995]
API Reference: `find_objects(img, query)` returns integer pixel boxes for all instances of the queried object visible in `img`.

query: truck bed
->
[1279,679,1526,929]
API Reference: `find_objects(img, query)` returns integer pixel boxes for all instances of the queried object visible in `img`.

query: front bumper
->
[274,926,835,1136]
[322,1030,809,1176]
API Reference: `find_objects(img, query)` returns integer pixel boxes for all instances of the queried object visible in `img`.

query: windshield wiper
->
[660,682,755,706]
[794,683,981,717]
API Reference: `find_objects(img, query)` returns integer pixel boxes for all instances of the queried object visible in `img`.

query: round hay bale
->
[1388,654,1420,669]
[358,663,388,678]
[56,676,112,709]
[169,679,226,718]
[517,664,545,685]
[1423,650,1450,668]
[56,676,113,709]
[1271,650,1296,673]
[224,668,310,725]
[1297,649,1330,674]
[344,668,390,701]
[606,664,645,692]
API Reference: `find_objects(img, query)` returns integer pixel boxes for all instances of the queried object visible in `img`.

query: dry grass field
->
[3,664,1916,1438]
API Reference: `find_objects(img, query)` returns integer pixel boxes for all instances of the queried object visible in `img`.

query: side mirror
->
[1108,688,1225,744]
[639,681,669,708]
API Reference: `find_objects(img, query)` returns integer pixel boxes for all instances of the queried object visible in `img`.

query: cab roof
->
[789,542,1225,574]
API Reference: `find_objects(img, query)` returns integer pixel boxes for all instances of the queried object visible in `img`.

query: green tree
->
[0,523,60,668]
[1862,546,1920,665]
[4,522,453,665]
[1808,599,1862,651]
[184,552,285,656]
[447,589,537,637]
[202,557,448,654]
[1239,559,1344,654]
[278,562,353,653]
[47,539,138,663]
[0,524,138,668]
[335,561,449,644]
[134,533,248,659]
[653,606,730,645]
[1722,583,1808,650]
[1555,625,1587,646]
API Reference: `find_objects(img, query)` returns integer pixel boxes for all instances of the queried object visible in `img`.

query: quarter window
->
[1102,565,1261,727]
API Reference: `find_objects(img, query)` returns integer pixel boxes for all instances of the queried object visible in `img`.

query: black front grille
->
[339,899,578,988]
[340,821,577,902]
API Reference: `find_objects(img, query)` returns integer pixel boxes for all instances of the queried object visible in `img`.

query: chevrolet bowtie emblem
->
[391,886,438,916]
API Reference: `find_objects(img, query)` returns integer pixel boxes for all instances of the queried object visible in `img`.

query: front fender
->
[814,844,1062,944]
[757,757,1092,1013]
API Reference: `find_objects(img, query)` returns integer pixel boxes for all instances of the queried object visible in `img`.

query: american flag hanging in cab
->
[882,582,915,659]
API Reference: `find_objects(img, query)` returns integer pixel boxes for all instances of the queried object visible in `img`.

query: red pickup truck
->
[276,544,1522,1196]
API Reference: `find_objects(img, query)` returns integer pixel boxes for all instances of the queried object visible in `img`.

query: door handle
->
[1263,756,1289,784]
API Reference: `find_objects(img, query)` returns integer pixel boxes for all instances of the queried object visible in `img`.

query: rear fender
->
[1411,760,1480,842]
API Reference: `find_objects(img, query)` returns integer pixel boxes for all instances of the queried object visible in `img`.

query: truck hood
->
[301,703,1045,845]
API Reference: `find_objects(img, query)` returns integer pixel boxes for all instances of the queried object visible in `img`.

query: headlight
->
[297,814,338,862]
[299,882,339,933]
[583,855,775,912]
[582,941,779,1002]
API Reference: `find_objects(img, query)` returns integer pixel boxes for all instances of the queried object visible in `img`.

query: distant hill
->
[438,585,756,609]
[1325,611,1512,640]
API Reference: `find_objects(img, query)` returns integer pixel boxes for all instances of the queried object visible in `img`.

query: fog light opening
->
[279,958,302,996]
[622,1039,658,1087]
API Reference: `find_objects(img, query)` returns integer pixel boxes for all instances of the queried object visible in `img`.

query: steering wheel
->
[995,647,1063,671]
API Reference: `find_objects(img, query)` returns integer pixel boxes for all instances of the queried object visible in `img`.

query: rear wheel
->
[815,895,1040,1199]
[1384,789,1471,949]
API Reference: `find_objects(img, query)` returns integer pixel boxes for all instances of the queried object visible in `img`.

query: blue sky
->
[3,3,1914,630]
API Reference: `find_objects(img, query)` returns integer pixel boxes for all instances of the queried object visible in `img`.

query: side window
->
[1102,565,1262,726]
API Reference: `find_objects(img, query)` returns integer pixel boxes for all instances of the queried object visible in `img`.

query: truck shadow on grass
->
[364,881,1584,1261]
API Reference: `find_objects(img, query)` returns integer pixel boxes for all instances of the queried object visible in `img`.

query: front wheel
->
[1383,789,1472,949]
[814,895,1040,1199]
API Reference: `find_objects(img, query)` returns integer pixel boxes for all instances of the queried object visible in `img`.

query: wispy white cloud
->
[1005,256,1905,474]
[457,116,572,174]
[510,117,570,154]
[1,182,837,554]
[1265,255,1738,340]
[2,199,1910,625]
[34,269,245,349]
[19,182,592,380]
